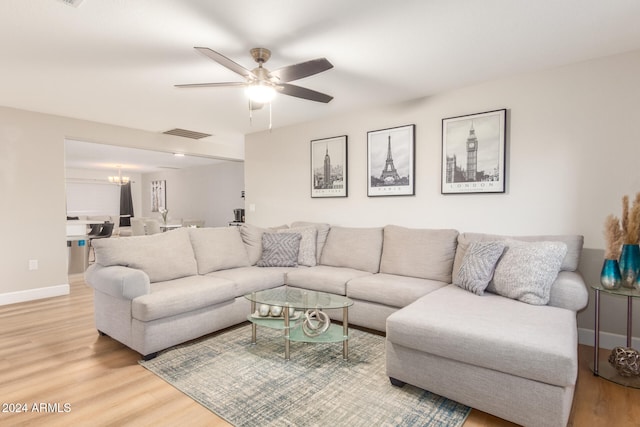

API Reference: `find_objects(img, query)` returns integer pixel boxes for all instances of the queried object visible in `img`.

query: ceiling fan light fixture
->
[245,82,276,104]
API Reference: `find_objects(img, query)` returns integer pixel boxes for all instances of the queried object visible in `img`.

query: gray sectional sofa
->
[85,222,588,427]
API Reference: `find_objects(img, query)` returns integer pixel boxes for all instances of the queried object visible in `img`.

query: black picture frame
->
[310,135,348,198]
[367,124,415,196]
[441,109,507,194]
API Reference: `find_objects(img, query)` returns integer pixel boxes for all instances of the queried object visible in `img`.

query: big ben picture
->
[442,109,506,194]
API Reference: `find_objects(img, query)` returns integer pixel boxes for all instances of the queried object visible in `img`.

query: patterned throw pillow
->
[278,226,317,267]
[256,233,302,267]
[454,241,506,295]
[492,240,568,305]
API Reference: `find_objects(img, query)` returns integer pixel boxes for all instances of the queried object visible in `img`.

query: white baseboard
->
[0,284,70,306]
[578,327,640,350]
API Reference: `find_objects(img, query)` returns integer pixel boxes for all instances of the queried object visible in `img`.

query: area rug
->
[140,324,470,426]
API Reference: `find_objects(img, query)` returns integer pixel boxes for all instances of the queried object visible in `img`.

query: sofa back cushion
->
[189,227,250,274]
[380,225,459,282]
[92,228,197,283]
[320,226,383,273]
[453,232,584,284]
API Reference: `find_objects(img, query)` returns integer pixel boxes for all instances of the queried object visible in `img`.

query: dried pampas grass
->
[604,215,623,260]
[622,193,640,244]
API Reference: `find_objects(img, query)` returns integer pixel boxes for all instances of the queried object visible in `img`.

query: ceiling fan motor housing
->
[250,48,271,64]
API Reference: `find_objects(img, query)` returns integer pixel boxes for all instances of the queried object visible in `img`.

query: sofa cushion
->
[132,275,236,322]
[453,233,583,282]
[207,266,289,296]
[291,221,331,263]
[320,226,383,273]
[240,223,289,265]
[93,228,197,283]
[380,226,458,282]
[257,232,301,267]
[347,273,448,308]
[453,240,506,295]
[386,285,578,388]
[490,240,567,305]
[286,265,372,295]
[189,227,250,274]
[277,226,318,267]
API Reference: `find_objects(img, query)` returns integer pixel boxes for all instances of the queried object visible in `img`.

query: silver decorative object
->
[608,346,640,377]
[302,308,331,337]
[269,305,283,317]
[258,304,271,317]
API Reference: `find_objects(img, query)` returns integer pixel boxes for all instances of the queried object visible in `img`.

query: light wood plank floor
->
[0,275,638,426]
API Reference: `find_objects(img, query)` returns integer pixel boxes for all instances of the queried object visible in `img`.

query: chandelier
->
[108,168,130,185]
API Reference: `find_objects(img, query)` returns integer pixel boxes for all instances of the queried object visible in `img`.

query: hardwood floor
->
[0,276,638,426]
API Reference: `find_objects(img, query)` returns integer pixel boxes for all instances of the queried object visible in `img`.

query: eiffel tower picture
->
[367,124,415,196]
[380,136,401,183]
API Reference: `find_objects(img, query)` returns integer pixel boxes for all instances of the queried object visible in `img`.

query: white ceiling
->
[64,139,224,173]
[3,0,640,169]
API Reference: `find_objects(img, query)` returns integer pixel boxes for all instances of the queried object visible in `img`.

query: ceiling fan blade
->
[175,82,246,88]
[270,58,333,82]
[278,83,333,103]
[194,47,256,79]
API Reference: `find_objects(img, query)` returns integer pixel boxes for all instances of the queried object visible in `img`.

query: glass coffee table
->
[245,288,353,360]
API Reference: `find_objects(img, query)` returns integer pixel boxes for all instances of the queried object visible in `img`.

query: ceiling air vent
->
[163,128,212,140]
[57,0,84,7]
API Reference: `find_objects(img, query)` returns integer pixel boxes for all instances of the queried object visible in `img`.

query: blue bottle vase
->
[600,259,622,290]
[619,244,640,290]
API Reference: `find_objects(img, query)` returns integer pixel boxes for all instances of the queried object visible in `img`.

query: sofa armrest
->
[85,264,151,300]
[548,270,588,312]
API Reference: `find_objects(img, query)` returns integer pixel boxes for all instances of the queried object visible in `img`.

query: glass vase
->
[619,244,640,289]
[600,259,622,290]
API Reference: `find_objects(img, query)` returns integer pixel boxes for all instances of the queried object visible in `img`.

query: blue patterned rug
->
[140,323,470,426]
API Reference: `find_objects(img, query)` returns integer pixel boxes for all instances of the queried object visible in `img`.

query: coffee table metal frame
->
[245,287,353,360]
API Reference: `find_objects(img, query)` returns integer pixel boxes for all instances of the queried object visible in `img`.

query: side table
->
[591,284,640,388]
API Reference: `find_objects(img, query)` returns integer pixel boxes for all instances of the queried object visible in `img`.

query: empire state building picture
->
[442,109,506,194]
[311,135,348,198]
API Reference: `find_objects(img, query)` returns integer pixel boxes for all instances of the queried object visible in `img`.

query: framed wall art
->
[311,135,348,198]
[151,179,166,212]
[367,124,415,196]
[441,109,507,194]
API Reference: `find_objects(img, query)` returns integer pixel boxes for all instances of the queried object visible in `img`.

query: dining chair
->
[89,222,114,263]
[144,219,162,235]
[131,218,146,236]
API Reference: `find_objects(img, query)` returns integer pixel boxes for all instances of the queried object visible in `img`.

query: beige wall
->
[0,106,243,305]
[245,49,640,346]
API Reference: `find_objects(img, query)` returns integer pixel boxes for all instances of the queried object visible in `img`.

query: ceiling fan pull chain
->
[269,102,272,131]
[248,100,253,126]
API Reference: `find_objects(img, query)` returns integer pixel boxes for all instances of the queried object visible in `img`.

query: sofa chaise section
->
[386,232,588,427]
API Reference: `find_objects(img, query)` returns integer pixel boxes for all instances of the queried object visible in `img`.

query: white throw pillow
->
[491,240,567,305]
[454,241,506,295]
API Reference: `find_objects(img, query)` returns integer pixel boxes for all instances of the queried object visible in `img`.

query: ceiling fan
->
[175,47,334,107]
